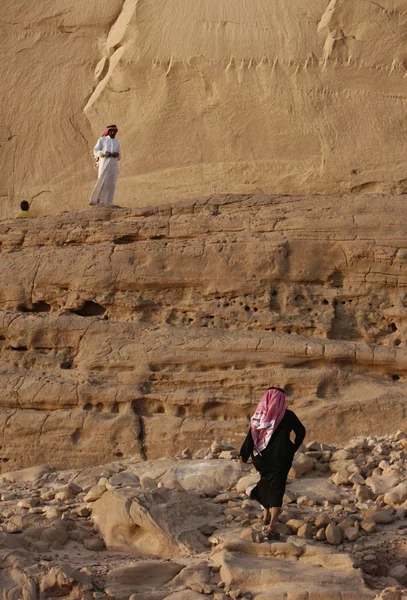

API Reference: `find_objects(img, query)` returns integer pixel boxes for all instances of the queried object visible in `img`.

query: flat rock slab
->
[212,540,375,599]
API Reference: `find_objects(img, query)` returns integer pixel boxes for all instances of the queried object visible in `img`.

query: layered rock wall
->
[0,194,406,470]
[2,1,407,218]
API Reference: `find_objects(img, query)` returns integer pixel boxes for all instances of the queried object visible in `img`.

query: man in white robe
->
[89,124,121,207]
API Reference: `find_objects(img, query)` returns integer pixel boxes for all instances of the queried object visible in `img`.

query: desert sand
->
[2,1,407,218]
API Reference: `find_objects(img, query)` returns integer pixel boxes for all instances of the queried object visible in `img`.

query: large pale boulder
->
[91,487,220,558]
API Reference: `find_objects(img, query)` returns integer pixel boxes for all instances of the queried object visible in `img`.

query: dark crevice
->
[71,301,106,317]
[17,301,51,313]
[113,234,138,245]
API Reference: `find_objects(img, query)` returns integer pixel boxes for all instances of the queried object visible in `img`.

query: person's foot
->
[262,509,271,525]
[264,528,280,541]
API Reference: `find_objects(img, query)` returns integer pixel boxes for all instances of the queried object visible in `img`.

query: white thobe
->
[89,136,121,207]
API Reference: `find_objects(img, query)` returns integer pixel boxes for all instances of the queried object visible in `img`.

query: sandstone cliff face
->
[2,1,407,218]
[0,194,406,470]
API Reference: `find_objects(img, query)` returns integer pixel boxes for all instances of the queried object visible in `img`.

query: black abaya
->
[239,409,306,508]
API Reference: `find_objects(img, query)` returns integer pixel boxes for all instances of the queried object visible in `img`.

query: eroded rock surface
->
[1,195,407,469]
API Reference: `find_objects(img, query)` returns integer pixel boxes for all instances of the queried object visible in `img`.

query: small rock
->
[193,448,211,459]
[363,554,376,561]
[315,528,326,541]
[360,519,376,533]
[297,523,314,538]
[140,475,158,490]
[289,454,315,478]
[1,492,17,501]
[325,523,342,545]
[44,507,62,520]
[343,527,359,542]
[219,450,239,460]
[368,509,393,524]
[17,498,39,509]
[211,440,236,454]
[283,490,298,503]
[331,470,351,486]
[188,582,213,594]
[286,519,307,533]
[73,505,90,517]
[83,537,105,551]
[314,513,331,528]
[84,485,107,503]
[388,564,407,585]
[296,495,315,507]
[374,587,402,600]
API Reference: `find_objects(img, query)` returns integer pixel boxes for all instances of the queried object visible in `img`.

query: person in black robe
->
[239,386,306,540]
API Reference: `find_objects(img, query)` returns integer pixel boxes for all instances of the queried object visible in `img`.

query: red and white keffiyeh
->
[94,125,118,168]
[250,388,286,454]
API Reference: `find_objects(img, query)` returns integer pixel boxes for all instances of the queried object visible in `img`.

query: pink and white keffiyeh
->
[250,388,286,454]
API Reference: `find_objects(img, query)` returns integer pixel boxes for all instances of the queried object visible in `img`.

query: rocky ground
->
[0,433,406,600]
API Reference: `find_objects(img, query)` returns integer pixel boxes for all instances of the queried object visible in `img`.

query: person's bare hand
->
[104,152,112,157]
[112,152,119,158]
[238,456,243,464]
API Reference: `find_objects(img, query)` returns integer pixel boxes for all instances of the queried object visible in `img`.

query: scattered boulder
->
[325,523,343,545]
[288,454,314,478]
[84,484,107,502]
[235,474,259,495]
[384,481,407,507]
[40,564,92,595]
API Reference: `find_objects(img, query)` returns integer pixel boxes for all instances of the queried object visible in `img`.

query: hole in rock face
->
[390,323,398,332]
[176,406,186,417]
[71,301,106,317]
[0,335,5,341]
[392,374,400,381]
[113,234,138,245]
[8,345,27,351]
[115,451,123,457]
[83,403,92,411]
[71,429,81,445]
[202,401,222,418]
[60,361,72,369]
[131,398,165,416]
[31,301,51,313]
[394,339,401,347]
[17,301,51,313]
